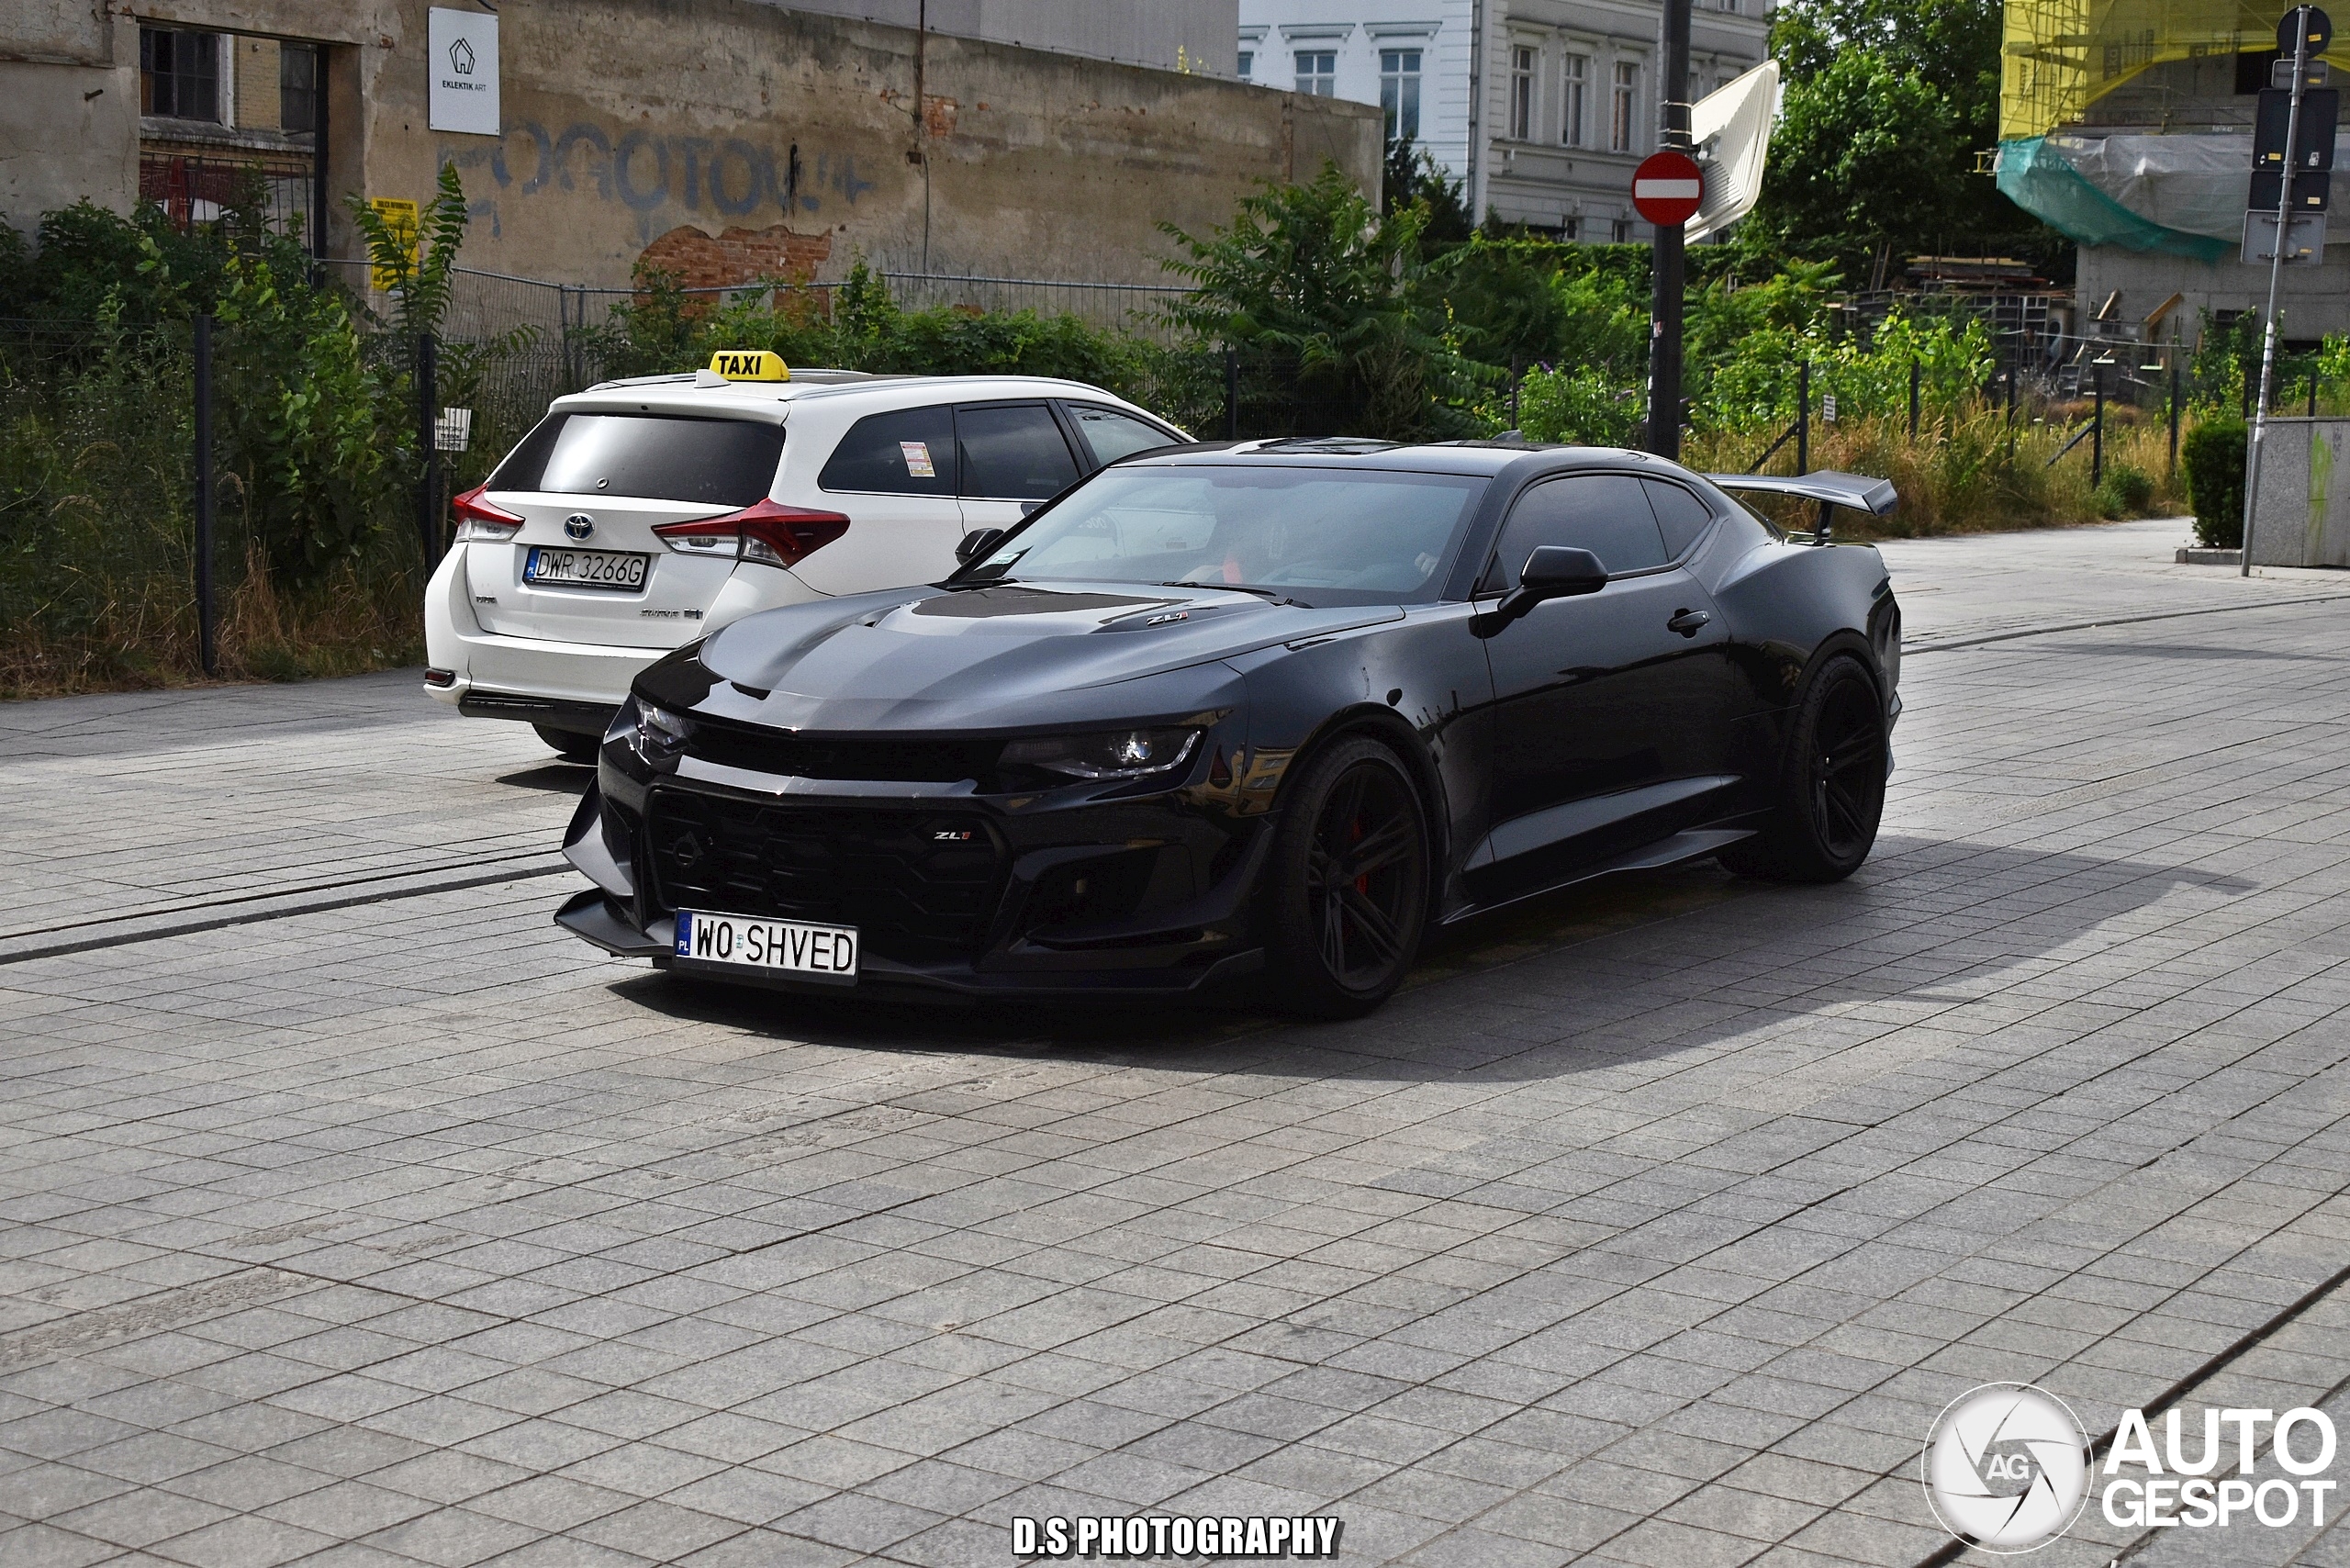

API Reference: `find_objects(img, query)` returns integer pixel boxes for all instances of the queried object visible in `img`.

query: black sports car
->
[556,438,1902,1016]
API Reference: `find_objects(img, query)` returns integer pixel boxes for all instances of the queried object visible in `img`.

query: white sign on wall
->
[427,8,499,136]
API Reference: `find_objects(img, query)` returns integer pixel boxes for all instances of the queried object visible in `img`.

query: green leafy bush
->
[2181,419,2246,546]
[2094,462,2154,519]
[1159,163,1493,439]
[1516,366,1642,446]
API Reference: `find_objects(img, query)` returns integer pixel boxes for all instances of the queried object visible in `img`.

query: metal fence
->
[326,263,1201,346]
[139,152,317,245]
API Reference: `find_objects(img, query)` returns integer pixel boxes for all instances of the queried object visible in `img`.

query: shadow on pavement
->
[497,762,594,791]
[601,834,2255,1082]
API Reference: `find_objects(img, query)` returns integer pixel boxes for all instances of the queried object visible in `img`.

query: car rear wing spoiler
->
[1706,471,1897,543]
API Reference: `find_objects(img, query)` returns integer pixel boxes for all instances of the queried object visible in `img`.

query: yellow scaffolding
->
[2001,0,2344,140]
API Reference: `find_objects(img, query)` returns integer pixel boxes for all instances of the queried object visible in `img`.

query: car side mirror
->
[1475,545,1609,637]
[956,527,1006,564]
[1518,545,1610,597]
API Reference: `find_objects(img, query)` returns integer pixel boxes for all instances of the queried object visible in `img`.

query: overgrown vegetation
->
[0,168,478,695]
[0,146,2260,700]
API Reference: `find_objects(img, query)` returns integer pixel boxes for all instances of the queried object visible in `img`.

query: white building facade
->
[1237,0,1769,240]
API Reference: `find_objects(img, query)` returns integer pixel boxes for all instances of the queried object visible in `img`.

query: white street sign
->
[428,8,499,136]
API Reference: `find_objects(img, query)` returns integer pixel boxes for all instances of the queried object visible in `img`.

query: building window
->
[279,42,320,136]
[1510,46,1537,140]
[1237,50,1254,80]
[1381,49,1422,141]
[140,27,222,122]
[1613,215,1633,241]
[1295,50,1336,95]
[1611,61,1639,152]
[1561,216,1581,241]
[1562,54,1588,146]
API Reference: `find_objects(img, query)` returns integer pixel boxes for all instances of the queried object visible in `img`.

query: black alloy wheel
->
[1267,736,1430,1017]
[1720,653,1887,883]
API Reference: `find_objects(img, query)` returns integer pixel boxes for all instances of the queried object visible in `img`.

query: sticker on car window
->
[900,441,935,478]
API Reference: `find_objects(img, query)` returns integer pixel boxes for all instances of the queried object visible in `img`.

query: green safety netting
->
[1996,134,2238,259]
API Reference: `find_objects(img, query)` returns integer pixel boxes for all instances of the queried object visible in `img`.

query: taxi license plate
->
[675,910,858,983]
[524,546,650,590]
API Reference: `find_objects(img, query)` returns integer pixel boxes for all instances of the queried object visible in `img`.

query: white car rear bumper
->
[422,547,655,711]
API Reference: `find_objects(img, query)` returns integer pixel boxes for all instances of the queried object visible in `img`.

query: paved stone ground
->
[4,521,2350,1567]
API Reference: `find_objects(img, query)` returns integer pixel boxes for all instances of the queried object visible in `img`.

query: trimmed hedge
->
[2182,418,2246,547]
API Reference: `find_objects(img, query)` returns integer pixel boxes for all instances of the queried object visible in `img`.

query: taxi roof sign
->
[709,349,789,382]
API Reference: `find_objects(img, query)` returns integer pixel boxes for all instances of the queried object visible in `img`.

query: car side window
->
[818,405,959,496]
[1064,404,1179,465]
[1643,479,1718,559]
[1491,474,1669,586]
[957,403,1080,499]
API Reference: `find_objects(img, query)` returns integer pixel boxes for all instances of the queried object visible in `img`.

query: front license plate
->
[523,546,650,590]
[676,910,858,982]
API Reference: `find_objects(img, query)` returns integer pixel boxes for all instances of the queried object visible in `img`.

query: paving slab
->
[3,520,2350,1564]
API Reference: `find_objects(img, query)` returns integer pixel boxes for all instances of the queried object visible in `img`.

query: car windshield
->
[961,465,1489,604]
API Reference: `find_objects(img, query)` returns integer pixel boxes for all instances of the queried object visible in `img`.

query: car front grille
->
[647,790,1006,961]
[686,714,998,784]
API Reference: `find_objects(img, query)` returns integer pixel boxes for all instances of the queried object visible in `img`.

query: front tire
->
[1265,736,1431,1018]
[1719,653,1887,883]
[534,723,600,764]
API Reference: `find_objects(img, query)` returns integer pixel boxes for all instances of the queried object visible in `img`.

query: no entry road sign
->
[1632,151,1705,227]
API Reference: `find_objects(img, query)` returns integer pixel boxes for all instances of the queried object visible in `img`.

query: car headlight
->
[1000,727,1201,781]
[611,697,689,764]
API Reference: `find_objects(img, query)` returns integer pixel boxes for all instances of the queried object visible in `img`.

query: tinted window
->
[488,414,783,508]
[818,405,959,496]
[1067,404,1179,465]
[1493,475,1669,583]
[966,466,1487,606]
[958,403,1080,499]
[1643,479,1718,557]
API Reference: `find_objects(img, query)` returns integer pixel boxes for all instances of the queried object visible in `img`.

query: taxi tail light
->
[452,485,524,542]
[654,500,850,568]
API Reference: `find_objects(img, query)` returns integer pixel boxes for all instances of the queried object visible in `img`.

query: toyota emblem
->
[563,513,595,541]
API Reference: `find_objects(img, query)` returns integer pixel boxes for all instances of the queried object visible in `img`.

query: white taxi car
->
[423,352,1188,757]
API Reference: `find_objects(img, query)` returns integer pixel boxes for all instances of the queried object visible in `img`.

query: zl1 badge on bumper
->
[675,911,858,982]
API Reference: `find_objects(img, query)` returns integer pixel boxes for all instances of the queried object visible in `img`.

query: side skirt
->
[1438,826,1756,927]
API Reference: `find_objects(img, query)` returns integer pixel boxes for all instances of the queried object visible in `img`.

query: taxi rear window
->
[488,413,784,508]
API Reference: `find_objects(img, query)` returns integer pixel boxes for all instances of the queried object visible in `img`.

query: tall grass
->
[1685,407,2189,540]
[0,323,423,700]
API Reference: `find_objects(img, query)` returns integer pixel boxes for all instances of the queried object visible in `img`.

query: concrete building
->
[2,0,1377,295]
[2010,57,2350,345]
[1996,0,2350,346]
[768,1,1238,74]
[1236,0,1768,240]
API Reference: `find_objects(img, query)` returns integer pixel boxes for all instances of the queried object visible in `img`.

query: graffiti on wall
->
[442,120,880,241]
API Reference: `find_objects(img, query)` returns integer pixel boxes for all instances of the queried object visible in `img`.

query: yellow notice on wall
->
[367,198,420,291]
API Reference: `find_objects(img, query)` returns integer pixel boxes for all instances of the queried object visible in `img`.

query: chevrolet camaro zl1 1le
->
[555,438,1902,1017]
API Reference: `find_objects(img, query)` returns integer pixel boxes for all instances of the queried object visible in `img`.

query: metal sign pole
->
[193,314,218,678]
[1645,0,1692,459]
[2244,6,2316,577]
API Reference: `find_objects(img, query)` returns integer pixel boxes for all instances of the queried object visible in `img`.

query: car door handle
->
[1667,609,1712,637]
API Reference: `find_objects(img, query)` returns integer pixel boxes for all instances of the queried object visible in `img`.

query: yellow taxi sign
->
[708,349,789,382]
